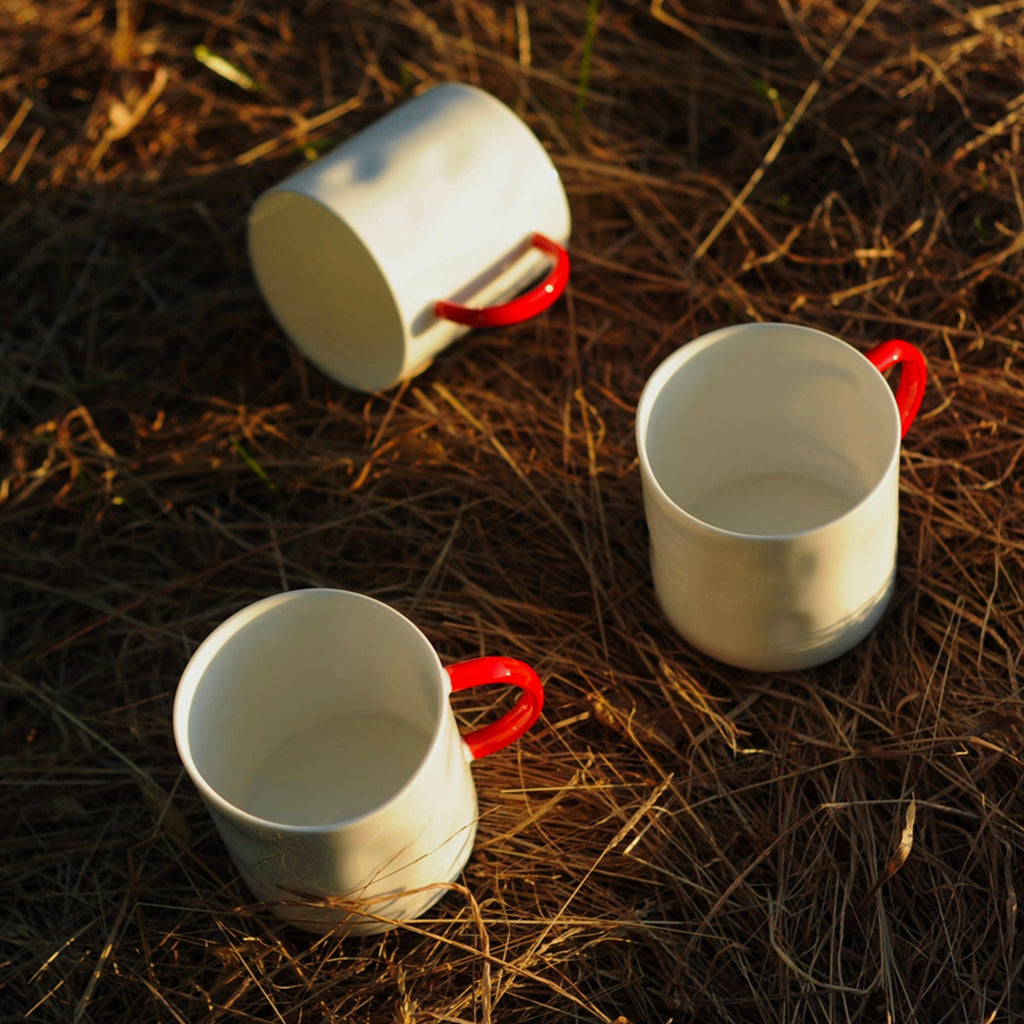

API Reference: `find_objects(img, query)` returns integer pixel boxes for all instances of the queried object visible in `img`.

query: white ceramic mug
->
[636,322,927,672]
[173,589,544,933]
[247,82,572,392]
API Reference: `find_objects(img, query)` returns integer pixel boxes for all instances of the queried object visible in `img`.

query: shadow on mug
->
[408,232,549,337]
[240,824,479,936]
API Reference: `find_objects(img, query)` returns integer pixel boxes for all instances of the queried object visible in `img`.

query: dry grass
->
[2,1,1024,1021]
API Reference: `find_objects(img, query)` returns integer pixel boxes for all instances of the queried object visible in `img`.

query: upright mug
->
[173,589,544,933]
[248,82,571,392]
[636,322,927,671]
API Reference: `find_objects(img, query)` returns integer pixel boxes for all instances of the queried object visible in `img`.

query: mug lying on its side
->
[248,82,571,392]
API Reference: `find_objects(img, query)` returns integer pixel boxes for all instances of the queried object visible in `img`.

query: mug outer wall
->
[173,589,481,933]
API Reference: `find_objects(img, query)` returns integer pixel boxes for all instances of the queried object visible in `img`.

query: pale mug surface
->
[173,589,544,933]
[248,82,572,392]
[636,322,926,672]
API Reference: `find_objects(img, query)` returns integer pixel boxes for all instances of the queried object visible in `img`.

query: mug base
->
[659,575,895,673]
[260,824,478,935]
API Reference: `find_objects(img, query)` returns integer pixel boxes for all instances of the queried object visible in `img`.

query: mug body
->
[173,589,479,933]
[636,323,904,671]
[247,82,572,391]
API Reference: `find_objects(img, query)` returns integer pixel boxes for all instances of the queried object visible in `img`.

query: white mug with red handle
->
[173,588,544,933]
[636,322,927,672]
[248,82,571,392]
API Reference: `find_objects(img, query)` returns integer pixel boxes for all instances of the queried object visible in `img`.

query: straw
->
[2,1,1023,1021]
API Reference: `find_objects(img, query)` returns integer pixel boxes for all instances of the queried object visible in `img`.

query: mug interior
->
[641,324,899,535]
[176,590,442,828]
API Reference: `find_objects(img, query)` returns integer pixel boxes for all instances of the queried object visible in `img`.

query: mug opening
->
[638,324,902,538]
[174,590,445,830]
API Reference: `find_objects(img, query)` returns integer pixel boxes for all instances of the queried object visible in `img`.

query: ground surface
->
[2,2,1024,1022]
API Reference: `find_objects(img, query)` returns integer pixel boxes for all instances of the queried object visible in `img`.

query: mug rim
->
[635,321,904,541]
[172,588,451,835]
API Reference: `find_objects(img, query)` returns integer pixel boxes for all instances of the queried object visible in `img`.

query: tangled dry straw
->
[2,0,1024,1021]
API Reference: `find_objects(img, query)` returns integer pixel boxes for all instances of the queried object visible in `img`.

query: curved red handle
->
[865,339,927,438]
[433,232,569,329]
[445,656,544,760]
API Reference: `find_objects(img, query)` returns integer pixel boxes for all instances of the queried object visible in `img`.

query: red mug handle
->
[433,233,569,329]
[865,339,927,438]
[445,656,544,760]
